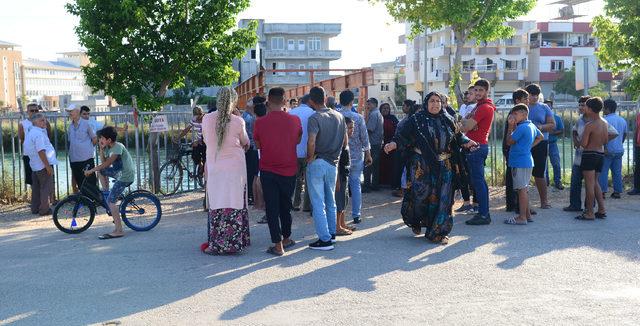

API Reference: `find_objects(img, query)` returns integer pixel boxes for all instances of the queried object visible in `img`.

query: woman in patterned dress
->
[384,92,477,244]
[201,86,251,254]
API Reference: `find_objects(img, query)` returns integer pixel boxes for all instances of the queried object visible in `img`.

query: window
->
[309,62,322,74]
[462,59,475,71]
[430,58,434,72]
[551,60,564,72]
[380,83,390,91]
[250,49,256,59]
[271,37,284,50]
[276,62,286,76]
[287,39,295,51]
[308,37,321,51]
[298,40,305,51]
[288,64,296,75]
[505,60,518,70]
[298,64,305,76]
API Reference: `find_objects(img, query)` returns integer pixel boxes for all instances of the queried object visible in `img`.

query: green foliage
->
[377,0,536,103]
[553,68,609,99]
[66,0,257,111]
[394,75,406,106]
[592,1,640,100]
[170,79,203,105]
[448,64,462,108]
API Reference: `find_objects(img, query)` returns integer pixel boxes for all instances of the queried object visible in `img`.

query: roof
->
[23,58,81,70]
[0,40,20,48]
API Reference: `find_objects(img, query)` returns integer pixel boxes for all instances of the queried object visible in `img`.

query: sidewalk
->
[1,188,639,325]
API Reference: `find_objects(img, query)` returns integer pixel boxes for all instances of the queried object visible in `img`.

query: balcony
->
[264,23,341,36]
[264,50,341,60]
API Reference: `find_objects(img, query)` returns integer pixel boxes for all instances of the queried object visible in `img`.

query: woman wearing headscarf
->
[201,86,251,255]
[384,92,477,244]
[379,102,399,188]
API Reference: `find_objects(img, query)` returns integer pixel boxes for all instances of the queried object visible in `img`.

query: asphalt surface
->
[1,189,640,325]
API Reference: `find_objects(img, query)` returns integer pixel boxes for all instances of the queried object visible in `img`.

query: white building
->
[235,19,342,88]
[368,59,403,105]
[403,21,536,102]
[23,58,85,103]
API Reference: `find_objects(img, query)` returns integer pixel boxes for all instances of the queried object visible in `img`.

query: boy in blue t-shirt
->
[505,104,543,225]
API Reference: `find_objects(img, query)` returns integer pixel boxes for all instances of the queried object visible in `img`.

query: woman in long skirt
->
[384,92,477,244]
[201,86,251,254]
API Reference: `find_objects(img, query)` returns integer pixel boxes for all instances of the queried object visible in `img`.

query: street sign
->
[149,115,169,133]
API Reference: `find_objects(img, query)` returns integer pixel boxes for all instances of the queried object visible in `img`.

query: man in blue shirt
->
[525,84,555,209]
[599,99,628,198]
[505,104,543,225]
[289,94,315,211]
[544,100,565,190]
[242,96,263,205]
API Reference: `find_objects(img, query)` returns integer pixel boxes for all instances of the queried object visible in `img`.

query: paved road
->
[1,190,640,325]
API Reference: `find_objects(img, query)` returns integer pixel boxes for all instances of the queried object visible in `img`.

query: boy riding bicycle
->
[176,106,206,174]
[84,126,135,240]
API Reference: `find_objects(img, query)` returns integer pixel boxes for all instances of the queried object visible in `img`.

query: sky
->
[0,0,605,69]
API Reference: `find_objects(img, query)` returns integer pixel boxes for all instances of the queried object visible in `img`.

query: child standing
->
[505,104,543,225]
[335,117,354,235]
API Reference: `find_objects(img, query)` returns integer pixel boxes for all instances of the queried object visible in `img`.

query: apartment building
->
[236,19,342,88]
[0,40,24,109]
[527,21,620,97]
[22,58,86,105]
[368,59,404,106]
[404,21,536,102]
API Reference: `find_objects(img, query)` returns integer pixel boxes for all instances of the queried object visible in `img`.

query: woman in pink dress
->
[201,86,251,255]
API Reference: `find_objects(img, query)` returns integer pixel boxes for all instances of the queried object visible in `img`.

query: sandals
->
[266,246,284,256]
[336,229,353,236]
[595,212,607,219]
[575,213,595,221]
[540,204,552,209]
[283,240,296,249]
[411,226,422,235]
[346,225,357,232]
[504,217,527,225]
[98,233,123,240]
[257,215,268,224]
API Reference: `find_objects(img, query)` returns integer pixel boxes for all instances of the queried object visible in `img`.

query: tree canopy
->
[378,0,535,104]
[554,68,609,99]
[592,0,640,100]
[67,0,257,110]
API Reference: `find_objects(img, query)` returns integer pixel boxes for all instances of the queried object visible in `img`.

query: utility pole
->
[422,31,429,99]
[583,57,589,96]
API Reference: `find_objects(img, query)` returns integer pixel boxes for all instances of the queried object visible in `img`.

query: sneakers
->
[611,192,621,199]
[331,234,336,243]
[454,204,473,213]
[465,214,491,225]
[309,239,334,251]
[555,184,565,190]
[563,206,582,212]
[353,216,362,224]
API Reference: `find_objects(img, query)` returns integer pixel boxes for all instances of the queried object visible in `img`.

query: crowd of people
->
[17,80,640,249]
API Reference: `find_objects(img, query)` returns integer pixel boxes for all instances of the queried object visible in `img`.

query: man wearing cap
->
[66,104,98,192]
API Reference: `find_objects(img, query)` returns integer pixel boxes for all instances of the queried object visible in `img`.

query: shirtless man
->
[577,97,609,220]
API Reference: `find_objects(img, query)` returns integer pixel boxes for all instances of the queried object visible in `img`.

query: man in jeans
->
[254,87,302,256]
[336,90,372,224]
[462,79,495,225]
[525,84,555,209]
[545,100,565,190]
[363,97,383,192]
[242,96,263,204]
[288,94,314,212]
[306,86,347,250]
[599,99,627,199]
[629,110,640,196]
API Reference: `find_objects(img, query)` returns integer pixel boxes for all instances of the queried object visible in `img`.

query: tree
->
[67,0,257,192]
[394,75,406,106]
[171,79,203,105]
[553,67,609,99]
[377,0,535,104]
[592,0,640,100]
[66,0,257,111]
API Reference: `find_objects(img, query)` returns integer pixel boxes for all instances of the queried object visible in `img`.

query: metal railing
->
[0,106,199,201]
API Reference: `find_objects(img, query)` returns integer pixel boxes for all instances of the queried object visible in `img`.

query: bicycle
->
[158,141,205,195]
[53,176,162,234]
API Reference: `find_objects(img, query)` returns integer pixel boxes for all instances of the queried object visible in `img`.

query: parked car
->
[494,95,514,111]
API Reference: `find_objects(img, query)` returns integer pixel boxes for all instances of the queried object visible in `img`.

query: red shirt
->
[466,98,496,145]
[253,111,302,177]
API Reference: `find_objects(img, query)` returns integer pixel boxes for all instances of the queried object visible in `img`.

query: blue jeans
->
[466,144,489,217]
[569,164,583,209]
[546,141,561,187]
[348,159,364,218]
[599,152,624,193]
[306,159,338,242]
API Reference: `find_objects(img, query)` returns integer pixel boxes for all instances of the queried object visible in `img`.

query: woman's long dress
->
[380,114,399,186]
[393,110,467,242]
[202,112,251,254]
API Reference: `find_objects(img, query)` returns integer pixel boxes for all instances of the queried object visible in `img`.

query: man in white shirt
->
[458,86,477,118]
[24,113,58,215]
[288,94,315,212]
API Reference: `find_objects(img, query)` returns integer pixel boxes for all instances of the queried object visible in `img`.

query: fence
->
[0,106,199,201]
[1,102,638,202]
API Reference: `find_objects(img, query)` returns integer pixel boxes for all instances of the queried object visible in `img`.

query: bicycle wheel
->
[121,191,162,231]
[159,160,183,195]
[53,195,96,234]
[196,164,205,188]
